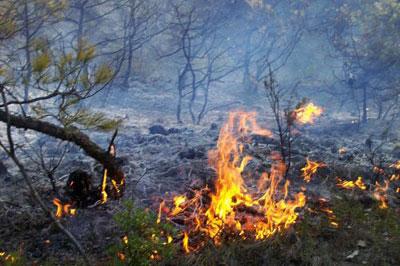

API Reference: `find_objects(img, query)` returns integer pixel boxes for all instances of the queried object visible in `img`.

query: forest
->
[0,0,399,265]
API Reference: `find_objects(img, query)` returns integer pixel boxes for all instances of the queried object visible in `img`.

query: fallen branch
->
[0,109,124,183]
[0,90,91,265]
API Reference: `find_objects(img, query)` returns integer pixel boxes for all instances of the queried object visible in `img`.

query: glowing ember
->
[337,177,366,190]
[301,159,325,183]
[292,102,323,124]
[159,111,306,246]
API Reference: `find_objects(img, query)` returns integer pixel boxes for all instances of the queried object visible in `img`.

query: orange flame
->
[301,159,325,183]
[321,207,339,228]
[170,195,187,216]
[53,198,76,218]
[160,111,306,246]
[117,252,125,261]
[390,161,400,170]
[157,200,165,224]
[100,169,108,204]
[293,102,323,124]
[337,177,366,190]
[182,232,190,253]
[373,181,389,209]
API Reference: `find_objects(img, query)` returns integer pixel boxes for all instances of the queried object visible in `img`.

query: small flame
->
[321,207,339,228]
[182,232,190,253]
[337,177,366,190]
[101,169,108,204]
[157,201,165,224]
[53,198,76,218]
[293,102,323,124]
[122,235,128,245]
[0,251,15,263]
[170,195,187,216]
[117,252,125,261]
[301,159,325,183]
[390,161,400,170]
[373,181,389,209]
[53,198,63,218]
[167,235,173,244]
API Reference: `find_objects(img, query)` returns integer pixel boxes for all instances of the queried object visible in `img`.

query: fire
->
[122,235,128,245]
[373,181,389,209]
[157,200,165,224]
[390,161,400,169]
[167,235,173,244]
[301,159,325,183]
[0,251,15,263]
[292,102,323,124]
[337,177,366,190]
[170,195,187,216]
[100,169,108,203]
[100,143,124,204]
[117,252,125,261]
[182,232,190,253]
[53,198,76,218]
[321,207,339,228]
[159,111,306,246]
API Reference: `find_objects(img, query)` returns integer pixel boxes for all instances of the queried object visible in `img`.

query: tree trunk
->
[23,0,32,113]
[123,37,134,87]
[362,85,367,123]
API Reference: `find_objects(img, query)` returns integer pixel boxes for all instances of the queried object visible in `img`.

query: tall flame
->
[158,111,306,246]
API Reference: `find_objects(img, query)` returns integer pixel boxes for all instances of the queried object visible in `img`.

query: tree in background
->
[323,0,400,123]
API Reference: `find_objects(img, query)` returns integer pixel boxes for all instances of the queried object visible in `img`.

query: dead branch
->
[0,109,124,183]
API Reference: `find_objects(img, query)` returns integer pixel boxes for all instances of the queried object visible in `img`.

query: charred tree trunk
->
[0,110,124,182]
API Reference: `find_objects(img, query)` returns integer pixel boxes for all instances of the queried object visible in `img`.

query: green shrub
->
[110,201,177,266]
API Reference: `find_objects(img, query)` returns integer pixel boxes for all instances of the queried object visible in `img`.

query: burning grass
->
[157,111,307,248]
[173,196,400,266]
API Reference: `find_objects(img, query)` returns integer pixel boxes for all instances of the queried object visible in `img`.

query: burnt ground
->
[0,103,400,265]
